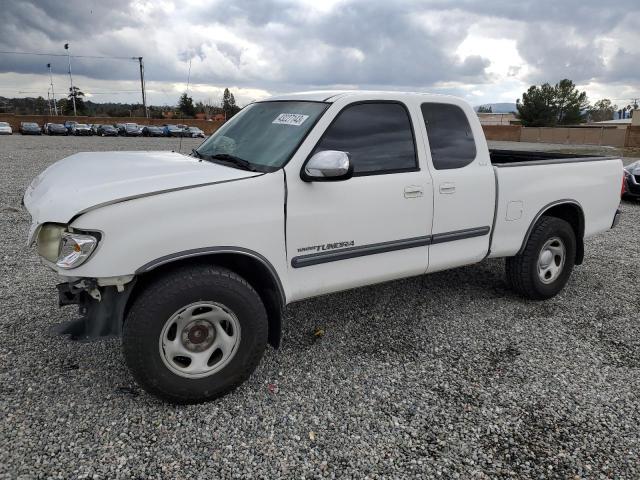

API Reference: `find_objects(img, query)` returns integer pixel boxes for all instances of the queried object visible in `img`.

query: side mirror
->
[302,150,353,182]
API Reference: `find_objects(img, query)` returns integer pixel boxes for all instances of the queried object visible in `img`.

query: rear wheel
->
[506,216,576,300]
[123,265,268,403]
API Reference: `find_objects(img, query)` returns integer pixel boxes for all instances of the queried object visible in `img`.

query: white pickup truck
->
[23,91,623,403]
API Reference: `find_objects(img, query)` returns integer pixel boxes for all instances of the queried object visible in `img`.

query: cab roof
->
[264,90,460,103]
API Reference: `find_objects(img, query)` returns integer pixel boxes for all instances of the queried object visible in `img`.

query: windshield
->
[196,101,327,171]
[0,122,9,127]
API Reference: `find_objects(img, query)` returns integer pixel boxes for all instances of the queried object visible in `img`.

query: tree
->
[222,88,241,119]
[178,92,196,117]
[477,105,492,113]
[516,83,557,127]
[588,99,617,122]
[516,79,589,126]
[67,86,86,114]
[554,79,588,125]
[34,96,47,115]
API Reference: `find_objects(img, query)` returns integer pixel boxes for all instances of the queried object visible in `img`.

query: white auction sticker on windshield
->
[272,113,309,126]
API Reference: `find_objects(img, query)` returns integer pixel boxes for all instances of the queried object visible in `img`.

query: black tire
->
[123,265,268,404]
[505,216,576,300]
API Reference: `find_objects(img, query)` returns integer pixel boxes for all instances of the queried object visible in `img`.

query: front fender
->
[67,172,288,295]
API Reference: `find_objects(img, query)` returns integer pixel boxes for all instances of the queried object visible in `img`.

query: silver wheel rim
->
[537,237,566,284]
[159,302,241,378]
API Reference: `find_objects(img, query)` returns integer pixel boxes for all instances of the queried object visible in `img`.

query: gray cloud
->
[0,0,638,103]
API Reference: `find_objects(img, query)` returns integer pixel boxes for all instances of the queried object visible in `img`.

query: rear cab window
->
[421,103,476,170]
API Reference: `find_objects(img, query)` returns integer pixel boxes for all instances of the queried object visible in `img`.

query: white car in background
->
[0,121,12,135]
[186,126,205,138]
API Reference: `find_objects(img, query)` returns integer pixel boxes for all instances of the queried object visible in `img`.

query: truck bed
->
[489,149,614,167]
[488,153,622,259]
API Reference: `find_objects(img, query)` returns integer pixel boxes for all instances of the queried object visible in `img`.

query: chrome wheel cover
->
[537,237,566,285]
[159,302,241,378]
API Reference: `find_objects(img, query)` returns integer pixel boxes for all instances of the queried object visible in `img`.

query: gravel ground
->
[1,135,639,479]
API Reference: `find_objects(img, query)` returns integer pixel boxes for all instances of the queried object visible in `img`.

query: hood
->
[24,150,261,228]
[625,161,640,174]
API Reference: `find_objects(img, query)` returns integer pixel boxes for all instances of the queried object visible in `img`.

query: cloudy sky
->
[1,0,639,108]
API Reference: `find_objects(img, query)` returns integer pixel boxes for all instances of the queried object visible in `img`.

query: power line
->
[0,50,138,61]
[16,89,141,95]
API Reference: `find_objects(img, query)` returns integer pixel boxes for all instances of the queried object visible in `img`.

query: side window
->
[312,102,417,175]
[421,103,476,170]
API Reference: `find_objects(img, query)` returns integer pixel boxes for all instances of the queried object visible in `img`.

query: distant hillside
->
[474,103,517,113]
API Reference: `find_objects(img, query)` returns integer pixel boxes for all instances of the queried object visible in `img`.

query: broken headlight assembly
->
[36,223,100,269]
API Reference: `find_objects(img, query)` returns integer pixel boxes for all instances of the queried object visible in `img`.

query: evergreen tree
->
[222,88,240,119]
[516,83,558,127]
[178,93,196,117]
[516,79,589,126]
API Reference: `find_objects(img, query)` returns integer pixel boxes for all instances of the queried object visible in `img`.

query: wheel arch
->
[130,248,285,348]
[518,200,585,265]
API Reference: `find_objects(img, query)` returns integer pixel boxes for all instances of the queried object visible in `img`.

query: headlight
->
[37,223,65,262]
[56,232,98,269]
[36,224,99,269]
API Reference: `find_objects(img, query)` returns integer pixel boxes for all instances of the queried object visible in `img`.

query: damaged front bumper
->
[55,278,136,340]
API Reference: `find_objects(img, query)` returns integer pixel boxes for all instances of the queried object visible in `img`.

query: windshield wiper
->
[191,149,204,160]
[207,153,258,172]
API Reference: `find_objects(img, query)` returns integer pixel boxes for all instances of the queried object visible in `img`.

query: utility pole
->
[47,63,58,115]
[47,89,52,116]
[64,43,77,116]
[136,57,149,118]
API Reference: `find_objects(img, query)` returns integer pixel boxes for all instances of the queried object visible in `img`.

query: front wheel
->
[123,265,268,403]
[506,216,576,300]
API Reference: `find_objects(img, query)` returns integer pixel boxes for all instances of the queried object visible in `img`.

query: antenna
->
[178,57,192,153]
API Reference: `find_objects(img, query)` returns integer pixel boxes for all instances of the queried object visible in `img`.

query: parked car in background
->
[163,124,183,137]
[46,123,68,135]
[185,126,205,138]
[114,123,126,135]
[142,125,165,137]
[64,121,77,133]
[90,124,99,135]
[20,122,42,135]
[623,161,640,200]
[124,123,142,136]
[71,124,92,136]
[97,124,118,137]
[0,122,12,135]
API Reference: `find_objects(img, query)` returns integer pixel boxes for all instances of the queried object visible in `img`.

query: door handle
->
[404,185,424,198]
[439,182,456,194]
